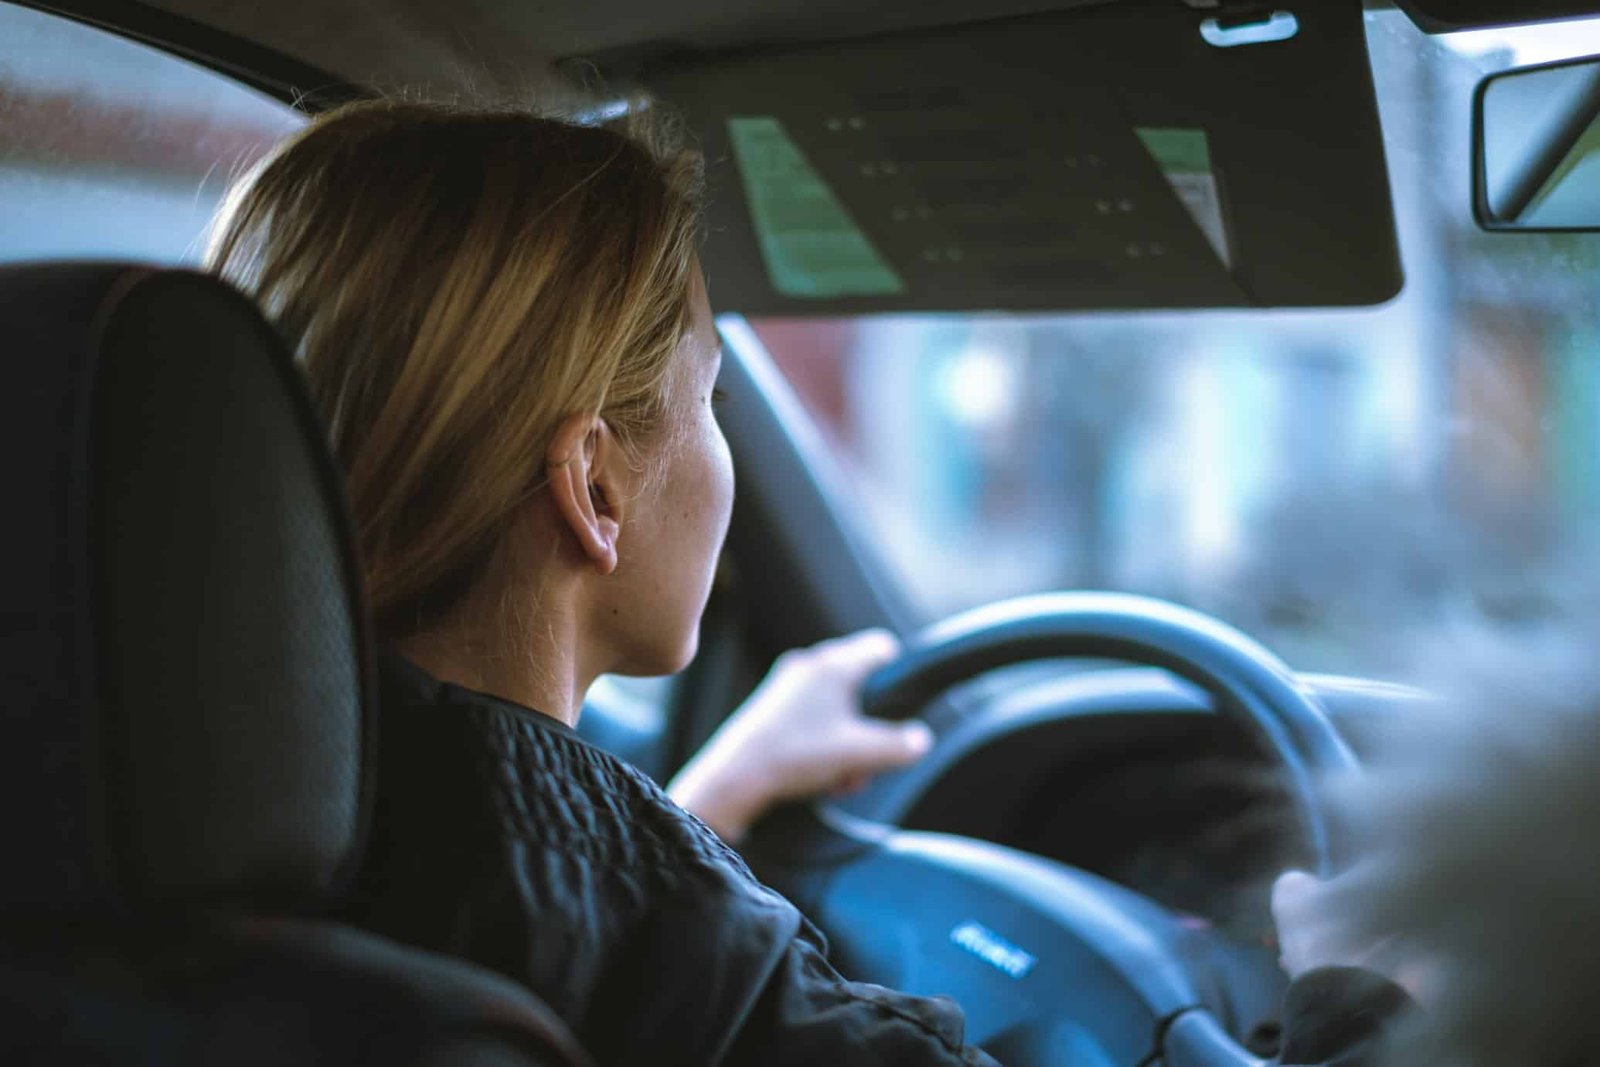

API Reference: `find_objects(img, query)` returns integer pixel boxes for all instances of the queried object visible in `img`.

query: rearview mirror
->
[1474,55,1600,231]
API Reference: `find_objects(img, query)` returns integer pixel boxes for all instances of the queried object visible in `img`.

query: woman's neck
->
[396,594,595,727]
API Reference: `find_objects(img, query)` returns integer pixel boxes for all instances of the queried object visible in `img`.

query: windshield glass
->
[745,6,1600,679]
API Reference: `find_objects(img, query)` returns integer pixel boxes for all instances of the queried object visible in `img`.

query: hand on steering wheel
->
[668,629,933,842]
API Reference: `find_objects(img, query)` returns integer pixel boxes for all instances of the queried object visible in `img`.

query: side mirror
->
[1474,55,1600,231]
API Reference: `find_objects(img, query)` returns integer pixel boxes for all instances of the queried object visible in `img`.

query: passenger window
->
[0,2,303,265]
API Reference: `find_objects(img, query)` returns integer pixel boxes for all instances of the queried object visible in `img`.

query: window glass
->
[0,2,303,264]
[749,7,1600,679]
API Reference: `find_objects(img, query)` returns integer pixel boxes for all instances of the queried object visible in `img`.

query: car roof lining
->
[120,0,1117,103]
[19,0,1600,107]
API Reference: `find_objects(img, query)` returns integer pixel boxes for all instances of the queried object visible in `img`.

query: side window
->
[0,2,303,265]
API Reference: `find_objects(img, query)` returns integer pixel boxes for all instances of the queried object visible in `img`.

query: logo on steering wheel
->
[950,921,1036,979]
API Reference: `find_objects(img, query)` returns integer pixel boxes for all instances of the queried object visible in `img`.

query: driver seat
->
[0,262,594,1067]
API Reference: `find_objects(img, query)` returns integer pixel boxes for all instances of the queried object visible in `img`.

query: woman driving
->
[208,99,1407,1066]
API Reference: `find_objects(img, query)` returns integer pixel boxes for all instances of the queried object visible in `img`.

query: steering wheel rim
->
[744,592,1363,1066]
[858,591,1359,877]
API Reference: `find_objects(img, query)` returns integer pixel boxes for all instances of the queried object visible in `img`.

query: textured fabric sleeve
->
[1275,967,1413,1067]
[722,926,1001,1067]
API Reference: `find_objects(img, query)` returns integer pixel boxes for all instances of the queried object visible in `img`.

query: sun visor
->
[641,0,1401,313]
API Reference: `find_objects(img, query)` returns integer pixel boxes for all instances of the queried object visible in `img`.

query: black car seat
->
[0,262,594,1067]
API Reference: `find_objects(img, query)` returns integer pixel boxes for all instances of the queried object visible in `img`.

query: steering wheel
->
[743,592,1359,1067]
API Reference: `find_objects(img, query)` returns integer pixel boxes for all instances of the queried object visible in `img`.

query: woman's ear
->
[546,412,626,575]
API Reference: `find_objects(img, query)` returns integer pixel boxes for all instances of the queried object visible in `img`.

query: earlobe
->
[585,479,621,576]
[594,515,620,576]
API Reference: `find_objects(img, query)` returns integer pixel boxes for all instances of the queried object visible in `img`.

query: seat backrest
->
[0,262,592,1067]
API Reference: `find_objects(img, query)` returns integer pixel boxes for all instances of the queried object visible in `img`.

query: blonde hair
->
[208,100,704,638]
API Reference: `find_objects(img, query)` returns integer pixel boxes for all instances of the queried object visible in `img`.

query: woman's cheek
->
[709,420,735,540]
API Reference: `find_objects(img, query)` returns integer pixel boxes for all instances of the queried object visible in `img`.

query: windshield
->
[746,6,1600,679]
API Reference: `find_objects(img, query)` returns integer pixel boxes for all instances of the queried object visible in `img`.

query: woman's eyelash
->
[711,387,728,406]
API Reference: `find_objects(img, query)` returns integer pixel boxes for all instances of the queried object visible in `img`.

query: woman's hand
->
[1272,869,1431,1002]
[1272,870,1360,979]
[667,629,935,844]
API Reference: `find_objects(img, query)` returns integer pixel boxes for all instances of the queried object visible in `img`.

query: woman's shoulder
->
[361,655,803,1061]
[375,653,759,892]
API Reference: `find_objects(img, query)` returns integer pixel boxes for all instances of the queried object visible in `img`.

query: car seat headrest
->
[0,262,374,916]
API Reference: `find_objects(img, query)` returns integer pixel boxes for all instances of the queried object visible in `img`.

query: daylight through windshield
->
[749,7,1600,678]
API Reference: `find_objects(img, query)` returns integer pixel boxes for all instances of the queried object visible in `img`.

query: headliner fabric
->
[0,262,374,916]
[127,0,1114,101]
